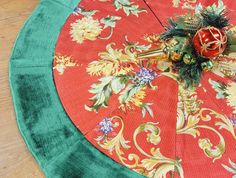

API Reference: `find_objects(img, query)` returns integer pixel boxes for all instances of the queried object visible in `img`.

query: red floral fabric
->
[53,0,236,177]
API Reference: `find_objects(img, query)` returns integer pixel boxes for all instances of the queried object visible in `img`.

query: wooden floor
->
[0,0,45,177]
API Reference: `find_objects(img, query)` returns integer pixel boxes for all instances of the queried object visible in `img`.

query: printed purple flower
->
[98,118,113,134]
[73,7,81,15]
[229,115,236,128]
[134,67,157,86]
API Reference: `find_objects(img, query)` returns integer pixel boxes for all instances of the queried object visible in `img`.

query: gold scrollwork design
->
[199,108,236,139]
[96,116,139,168]
[97,117,184,177]
[133,122,184,178]
[177,108,226,162]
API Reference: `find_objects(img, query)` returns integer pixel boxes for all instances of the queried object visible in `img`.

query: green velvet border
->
[9,0,144,177]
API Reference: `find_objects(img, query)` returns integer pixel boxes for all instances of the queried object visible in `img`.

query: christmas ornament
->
[192,27,227,58]
[170,52,182,61]
[183,53,196,64]
[137,0,236,87]
[201,60,214,71]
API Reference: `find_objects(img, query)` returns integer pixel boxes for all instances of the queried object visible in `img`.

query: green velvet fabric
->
[9,0,144,177]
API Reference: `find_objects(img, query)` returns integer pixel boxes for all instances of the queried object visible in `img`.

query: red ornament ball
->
[192,27,227,58]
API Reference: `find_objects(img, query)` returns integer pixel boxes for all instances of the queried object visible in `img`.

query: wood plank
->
[0,0,45,177]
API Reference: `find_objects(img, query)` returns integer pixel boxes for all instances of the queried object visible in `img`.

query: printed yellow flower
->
[130,88,146,107]
[119,88,146,112]
[53,55,77,75]
[70,17,102,43]
[87,43,136,76]
[226,82,236,113]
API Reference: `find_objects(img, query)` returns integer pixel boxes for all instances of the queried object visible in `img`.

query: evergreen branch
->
[201,10,229,29]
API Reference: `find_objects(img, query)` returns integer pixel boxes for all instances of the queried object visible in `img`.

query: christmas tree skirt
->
[10,0,236,177]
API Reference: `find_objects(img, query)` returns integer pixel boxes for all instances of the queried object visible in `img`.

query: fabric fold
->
[9,0,144,177]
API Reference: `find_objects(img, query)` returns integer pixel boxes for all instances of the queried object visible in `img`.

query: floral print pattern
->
[70,17,102,43]
[85,42,156,117]
[172,0,198,9]
[209,79,236,113]
[53,55,78,75]
[222,159,236,177]
[98,118,113,135]
[133,68,157,86]
[53,0,236,177]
